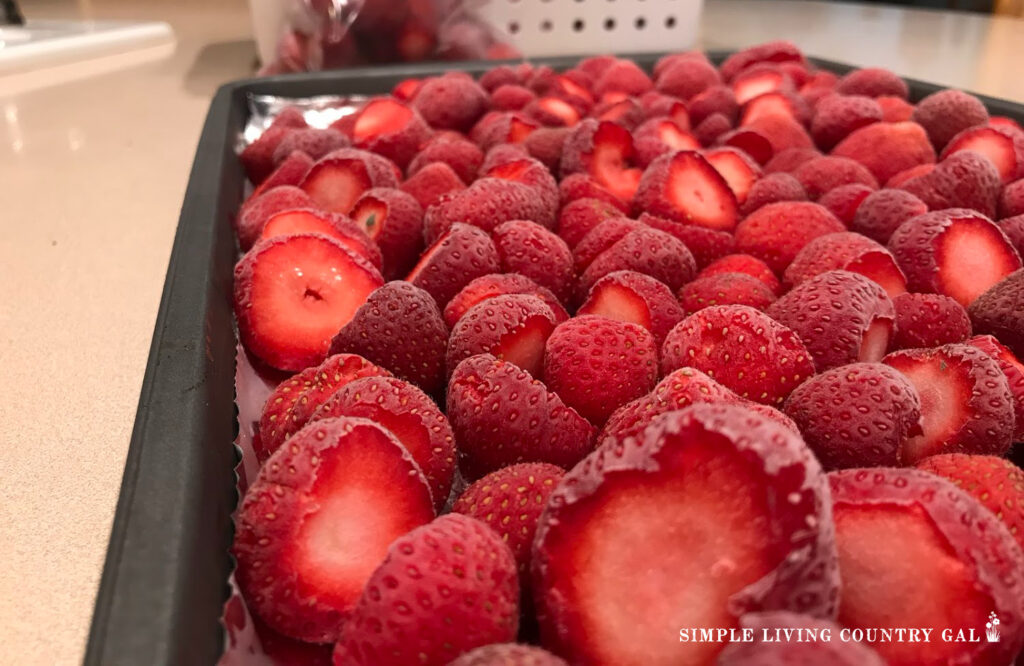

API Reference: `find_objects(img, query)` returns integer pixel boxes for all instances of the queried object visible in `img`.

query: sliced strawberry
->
[829,468,1024,666]
[809,94,883,150]
[834,67,909,99]
[560,119,642,203]
[734,201,845,273]
[941,124,1024,183]
[732,66,791,106]
[449,644,568,666]
[885,162,934,188]
[698,253,781,294]
[349,188,423,279]
[233,417,435,643]
[740,90,810,127]
[447,354,596,479]
[634,150,740,231]
[259,208,382,270]
[882,344,1015,462]
[533,403,836,665]
[391,77,422,101]
[911,89,989,150]
[236,185,317,251]
[633,117,700,168]
[718,127,774,165]
[577,270,685,345]
[484,157,560,216]
[967,334,1024,440]
[969,269,1024,362]
[299,149,399,215]
[407,222,501,308]
[850,188,928,244]
[558,174,628,213]
[444,274,567,329]
[740,171,807,215]
[679,272,777,314]
[347,97,431,170]
[703,147,762,204]
[446,294,558,379]
[594,98,645,130]
[831,121,935,185]
[891,292,972,350]
[818,182,874,225]
[573,217,645,273]
[526,96,582,127]
[784,231,907,297]
[234,234,383,371]
[888,208,1022,307]
[898,150,1001,219]
[249,150,314,201]
[718,613,887,666]
[471,112,539,150]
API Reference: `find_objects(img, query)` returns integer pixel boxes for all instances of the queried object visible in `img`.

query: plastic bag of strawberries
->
[257,0,520,75]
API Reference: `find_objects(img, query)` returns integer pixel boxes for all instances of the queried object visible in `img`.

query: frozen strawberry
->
[335,514,518,665]
[543,315,658,425]
[533,403,837,665]
[874,95,913,123]
[740,171,807,215]
[300,149,399,215]
[969,269,1024,359]
[639,214,737,269]
[912,89,989,150]
[491,83,537,111]
[483,157,559,218]
[593,59,653,98]
[572,218,644,273]
[829,467,1024,666]
[655,58,721,101]
[530,71,595,110]
[444,274,566,329]
[235,234,383,371]
[740,90,811,127]
[343,97,432,170]
[763,146,820,174]
[999,214,1024,258]
[525,96,582,127]
[249,150,315,201]
[968,334,1024,439]
[693,112,734,148]
[793,155,878,200]
[480,65,523,92]
[662,305,815,405]
[720,40,807,81]
[734,201,846,273]
[447,354,596,478]
[555,197,622,249]
[328,279,446,393]
[446,294,558,379]
[731,66,793,106]
[1002,178,1024,218]
[784,232,907,297]
[452,462,565,577]
[236,185,317,251]
[835,67,909,99]
[810,94,882,150]
[449,644,568,666]
[634,151,740,230]
[470,112,538,150]
[991,115,1024,132]
[717,127,775,165]
[703,147,762,204]
[412,72,489,132]
[239,108,308,183]
[817,182,874,225]
[560,120,642,203]
[234,417,435,643]
[890,292,972,351]
[424,178,555,243]
[784,362,922,468]
[917,453,1024,551]
[831,121,935,184]
[743,114,814,156]
[888,208,1022,306]
[407,134,483,183]
[679,272,777,314]
[347,188,422,279]
[577,270,685,344]
[898,150,1001,219]
[593,97,645,130]
[639,92,689,126]
[653,51,712,79]
[798,69,839,103]
[699,253,781,294]
[524,127,570,171]
[575,55,616,79]
[718,612,887,666]
[558,174,629,212]
[492,220,574,303]
[479,143,530,173]
[883,343,1015,462]
[400,161,465,210]
[271,128,349,167]
[391,77,422,101]
[633,117,700,168]
[257,208,378,269]
[578,226,697,296]
[311,376,454,509]
[885,162,935,188]
[850,188,928,244]
[941,124,1024,183]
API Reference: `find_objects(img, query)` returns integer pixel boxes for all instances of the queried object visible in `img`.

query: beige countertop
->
[2,0,1023,663]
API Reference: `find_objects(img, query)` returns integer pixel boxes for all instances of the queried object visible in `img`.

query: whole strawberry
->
[448,644,568,666]
[334,514,519,666]
[890,292,971,350]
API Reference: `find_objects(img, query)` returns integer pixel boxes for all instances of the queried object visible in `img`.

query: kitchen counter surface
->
[2,0,1023,663]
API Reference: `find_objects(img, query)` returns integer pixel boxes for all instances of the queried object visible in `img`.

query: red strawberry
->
[784,231,907,297]
[891,292,972,350]
[699,253,781,294]
[407,223,501,307]
[524,127,570,171]
[446,294,558,378]
[347,188,422,279]
[412,72,489,132]
[887,208,1022,306]
[817,182,874,225]
[734,201,846,273]
[717,126,774,164]
[829,468,1024,666]
[233,417,435,643]
[256,364,320,463]
[271,128,349,166]
[334,514,519,665]
[743,114,814,155]
[236,185,317,251]
[578,226,697,296]
[343,97,431,170]
[558,174,629,213]
[703,147,762,204]
[452,462,565,576]
[916,453,1024,551]
[554,198,622,250]
[731,66,792,106]
[718,612,887,666]
[533,403,837,665]
[799,71,839,106]
[235,234,383,371]
[399,161,465,210]
[784,362,922,468]
[912,89,989,150]
[448,644,568,666]
[661,304,815,405]
[634,151,740,231]
[1000,178,1024,218]
[831,121,935,184]
[480,65,523,91]
[897,150,1002,218]
[491,220,574,304]
[248,150,314,201]
[680,272,777,314]
[810,94,883,150]
[793,155,878,200]
[969,269,1024,360]
[639,213,737,269]
[593,59,653,98]
[639,91,688,122]
[850,188,928,244]
[300,149,400,215]
[968,333,1024,439]
[577,270,685,344]
[424,178,554,243]
[740,171,807,215]
[447,354,596,479]
[999,214,1024,258]
[471,112,538,150]
[739,90,810,127]
[391,77,422,100]
[483,158,559,224]
[655,58,721,100]
[687,85,739,125]
[491,83,537,111]
[886,162,934,187]
[543,315,658,425]
[633,118,700,168]
[310,376,455,508]
[239,107,308,183]
[693,113,734,148]
[259,208,381,269]
[407,133,483,183]
[882,343,1015,462]
[991,115,1024,132]
[941,124,1024,183]
[444,274,567,329]
[763,146,821,173]
[559,120,642,203]
[592,97,645,130]
[834,67,909,99]
[877,94,915,122]
[720,40,807,81]
[329,281,447,395]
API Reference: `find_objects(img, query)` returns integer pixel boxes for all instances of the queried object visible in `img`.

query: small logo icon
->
[986,612,1000,643]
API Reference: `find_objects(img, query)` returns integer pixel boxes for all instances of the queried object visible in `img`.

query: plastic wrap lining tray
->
[84,52,1024,666]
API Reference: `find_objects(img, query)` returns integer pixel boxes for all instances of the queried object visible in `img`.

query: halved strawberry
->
[577,270,685,345]
[743,114,814,155]
[259,208,382,270]
[407,223,500,307]
[740,90,810,127]
[299,149,400,215]
[698,253,781,294]
[349,188,423,279]
[560,120,642,202]
[734,201,845,273]
[882,344,1015,463]
[593,59,653,98]
[829,468,1024,666]
[969,269,1024,362]
[633,151,740,231]
[234,234,384,372]
[346,97,432,170]
[526,96,582,127]
[885,162,934,188]
[887,208,1022,307]
[941,124,1024,183]
[679,272,777,314]
[717,127,774,165]
[233,417,435,643]
[249,150,314,201]
[732,66,792,106]
[784,231,907,297]
[446,294,559,379]
[470,112,539,150]
[703,147,762,204]
[593,98,645,130]
[693,113,735,149]
[967,334,1024,440]
[558,174,629,212]
[830,121,935,185]
[484,157,560,217]
[533,403,836,665]
[444,274,567,329]
[633,118,700,168]
[555,197,624,249]
[877,94,914,122]
[391,77,422,101]
[763,146,820,174]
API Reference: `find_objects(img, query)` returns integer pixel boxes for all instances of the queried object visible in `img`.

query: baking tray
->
[84,52,1024,666]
